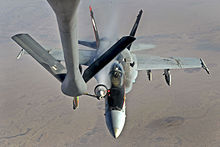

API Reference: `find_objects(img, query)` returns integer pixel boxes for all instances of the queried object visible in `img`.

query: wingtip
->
[200,58,210,75]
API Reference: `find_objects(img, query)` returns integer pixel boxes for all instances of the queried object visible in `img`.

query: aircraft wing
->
[12,34,66,82]
[134,54,209,73]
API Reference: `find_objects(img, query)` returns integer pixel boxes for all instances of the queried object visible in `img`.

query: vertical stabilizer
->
[127,10,143,50]
[47,0,87,97]
[89,6,100,48]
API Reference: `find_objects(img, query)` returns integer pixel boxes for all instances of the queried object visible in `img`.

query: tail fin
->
[89,6,100,48]
[127,10,143,50]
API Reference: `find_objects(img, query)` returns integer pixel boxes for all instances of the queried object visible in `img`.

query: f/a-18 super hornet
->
[12,0,209,138]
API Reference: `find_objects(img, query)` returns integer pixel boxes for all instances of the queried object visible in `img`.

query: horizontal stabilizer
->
[130,43,155,52]
[83,36,135,82]
[78,40,97,49]
[12,34,66,82]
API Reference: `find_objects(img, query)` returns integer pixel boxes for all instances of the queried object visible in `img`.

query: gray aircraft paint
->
[11,0,210,139]
[47,0,87,97]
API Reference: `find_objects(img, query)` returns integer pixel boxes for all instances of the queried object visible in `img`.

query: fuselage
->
[94,42,138,138]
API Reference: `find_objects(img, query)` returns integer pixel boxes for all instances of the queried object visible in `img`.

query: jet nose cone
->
[105,109,126,138]
[114,128,121,138]
[111,110,125,138]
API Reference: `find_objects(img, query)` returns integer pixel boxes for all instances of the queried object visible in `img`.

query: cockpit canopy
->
[109,63,124,87]
[107,63,125,111]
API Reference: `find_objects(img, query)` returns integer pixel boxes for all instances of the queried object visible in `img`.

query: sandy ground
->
[0,0,220,146]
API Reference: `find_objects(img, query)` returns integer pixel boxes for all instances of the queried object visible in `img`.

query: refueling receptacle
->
[94,84,108,99]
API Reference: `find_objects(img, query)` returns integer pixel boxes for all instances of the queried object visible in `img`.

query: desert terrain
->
[0,0,220,146]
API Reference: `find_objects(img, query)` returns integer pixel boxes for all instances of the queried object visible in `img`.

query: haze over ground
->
[0,0,220,146]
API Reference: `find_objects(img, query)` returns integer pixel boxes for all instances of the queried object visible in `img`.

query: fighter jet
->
[12,0,209,138]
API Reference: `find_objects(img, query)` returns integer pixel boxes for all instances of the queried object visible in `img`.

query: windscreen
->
[108,63,125,110]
